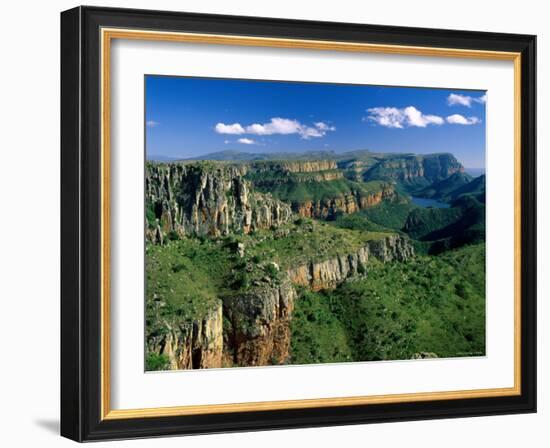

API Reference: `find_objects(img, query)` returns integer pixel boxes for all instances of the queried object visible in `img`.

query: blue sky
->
[145,76,486,168]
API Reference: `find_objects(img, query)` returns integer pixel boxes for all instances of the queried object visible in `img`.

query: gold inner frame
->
[100,27,522,420]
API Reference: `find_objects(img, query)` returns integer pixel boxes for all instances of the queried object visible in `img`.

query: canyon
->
[149,232,414,369]
[145,150,485,370]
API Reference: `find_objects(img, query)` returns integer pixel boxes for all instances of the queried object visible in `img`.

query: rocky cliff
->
[146,233,414,369]
[146,162,292,242]
[244,159,397,220]
[364,153,464,184]
[145,157,421,371]
[248,160,337,174]
[287,235,414,291]
[294,183,396,219]
[223,280,297,366]
[147,301,224,370]
[245,160,344,188]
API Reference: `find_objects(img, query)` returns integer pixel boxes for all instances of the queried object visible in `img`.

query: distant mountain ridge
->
[152,149,465,189]
[171,148,453,163]
[187,149,340,161]
[148,149,470,212]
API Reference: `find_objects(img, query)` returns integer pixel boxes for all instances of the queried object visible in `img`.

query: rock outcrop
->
[147,234,414,369]
[223,280,297,366]
[364,153,464,184]
[249,160,337,174]
[294,184,396,219]
[146,162,292,242]
[246,160,344,188]
[148,301,224,370]
[287,235,414,291]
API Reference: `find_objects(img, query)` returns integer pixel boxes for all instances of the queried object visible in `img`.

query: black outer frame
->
[60,6,537,442]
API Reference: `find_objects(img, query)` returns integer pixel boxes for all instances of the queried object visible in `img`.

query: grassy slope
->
[416,172,473,200]
[249,173,389,204]
[403,207,464,240]
[446,175,486,202]
[146,239,232,325]
[403,195,485,254]
[331,195,417,232]
[146,222,392,329]
[246,220,390,269]
[290,243,486,364]
[145,221,393,369]
[146,156,487,368]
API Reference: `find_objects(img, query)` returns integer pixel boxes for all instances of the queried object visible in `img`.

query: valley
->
[145,149,486,370]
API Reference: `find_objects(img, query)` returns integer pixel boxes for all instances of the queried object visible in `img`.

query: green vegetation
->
[261,178,355,203]
[403,207,464,240]
[246,220,390,269]
[145,353,170,371]
[446,174,486,203]
[250,174,389,206]
[416,172,473,200]
[145,238,232,349]
[146,238,231,314]
[145,220,390,346]
[146,203,157,227]
[290,243,486,363]
[330,213,396,233]
[290,289,354,364]
[403,195,485,254]
[145,151,487,370]
[355,196,417,230]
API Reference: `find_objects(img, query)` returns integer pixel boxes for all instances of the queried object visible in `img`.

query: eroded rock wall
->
[287,235,414,291]
[223,280,297,366]
[294,184,395,219]
[148,302,224,370]
[146,162,292,242]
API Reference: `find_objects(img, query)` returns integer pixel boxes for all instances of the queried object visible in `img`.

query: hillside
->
[403,195,485,253]
[145,150,486,370]
[416,171,473,200]
[291,243,485,363]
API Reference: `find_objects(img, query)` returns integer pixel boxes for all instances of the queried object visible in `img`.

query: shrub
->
[265,263,279,278]
[145,353,169,371]
[233,271,250,290]
[167,230,179,241]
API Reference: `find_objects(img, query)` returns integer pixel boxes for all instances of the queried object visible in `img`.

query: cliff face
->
[147,234,414,370]
[287,235,414,291]
[145,157,422,370]
[148,302,224,370]
[243,159,398,220]
[246,160,344,187]
[146,163,292,242]
[249,160,337,174]
[223,280,297,366]
[364,154,464,184]
[294,184,395,219]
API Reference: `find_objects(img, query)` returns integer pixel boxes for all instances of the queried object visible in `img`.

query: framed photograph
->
[60,6,536,441]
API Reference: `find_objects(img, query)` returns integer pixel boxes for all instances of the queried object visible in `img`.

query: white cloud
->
[146,120,159,127]
[215,117,335,140]
[246,118,301,135]
[237,138,256,145]
[224,140,230,144]
[404,106,445,127]
[365,106,443,128]
[215,122,245,134]
[446,114,481,125]
[314,122,336,132]
[364,107,405,128]
[447,93,487,107]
